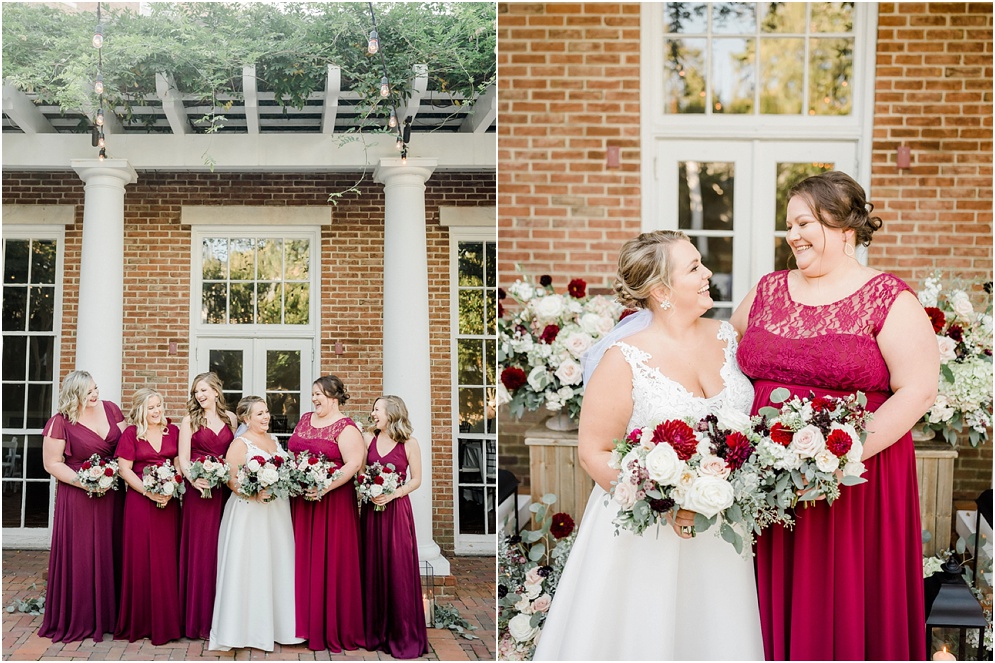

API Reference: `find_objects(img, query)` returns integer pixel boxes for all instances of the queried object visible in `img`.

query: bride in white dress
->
[209,396,303,652]
[532,231,764,661]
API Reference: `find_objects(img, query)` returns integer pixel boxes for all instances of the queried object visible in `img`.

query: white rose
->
[697,455,731,480]
[607,449,622,471]
[790,425,826,459]
[717,407,752,432]
[88,466,102,479]
[532,294,566,322]
[579,312,613,337]
[527,366,553,392]
[246,458,261,472]
[554,359,583,386]
[671,468,698,503]
[846,438,864,464]
[951,290,974,320]
[532,594,552,613]
[696,437,713,457]
[370,484,384,497]
[681,476,735,518]
[508,613,539,644]
[644,443,685,486]
[561,331,594,358]
[523,582,543,599]
[613,481,638,510]
[157,465,172,479]
[842,459,865,478]
[259,467,280,486]
[98,475,113,489]
[508,280,534,303]
[514,596,533,614]
[162,482,175,496]
[936,335,958,363]
[814,449,840,473]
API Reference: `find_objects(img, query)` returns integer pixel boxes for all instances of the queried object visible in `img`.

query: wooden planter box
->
[916,442,959,557]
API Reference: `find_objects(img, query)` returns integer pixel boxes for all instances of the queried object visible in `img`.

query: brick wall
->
[2,169,496,556]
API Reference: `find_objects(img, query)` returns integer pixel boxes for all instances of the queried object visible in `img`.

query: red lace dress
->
[737,271,925,661]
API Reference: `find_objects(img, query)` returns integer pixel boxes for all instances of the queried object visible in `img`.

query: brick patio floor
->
[1,550,495,662]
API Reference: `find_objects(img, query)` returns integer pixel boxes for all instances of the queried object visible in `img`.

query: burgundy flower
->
[81,461,92,471]
[625,428,642,444]
[810,396,834,413]
[251,455,266,465]
[924,307,946,334]
[498,302,505,318]
[174,474,182,483]
[649,497,675,513]
[539,275,553,287]
[374,475,385,485]
[358,475,366,484]
[619,308,639,321]
[723,432,753,471]
[271,455,284,467]
[308,455,319,465]
[540,324,560,344]
[501,366,528,392]
[567,279,587,299]
[104,467,114,477]
[382,465,394,474]
[826,429,853,457]
[550,512,575,539]
[498,288,507,300]
[946,324,964,343]
[651,420,697,461]
[769,422,794,447]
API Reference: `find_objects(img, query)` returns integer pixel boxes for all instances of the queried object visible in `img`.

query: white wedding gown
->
[209,437,303,652]
[533,322,764,661]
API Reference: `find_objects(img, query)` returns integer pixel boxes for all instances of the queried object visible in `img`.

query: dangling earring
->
[844,241,856,258]
[659,298,673,311]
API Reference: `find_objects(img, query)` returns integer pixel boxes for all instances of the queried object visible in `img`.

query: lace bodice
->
[613,321,755,432]
[238,435,289,462]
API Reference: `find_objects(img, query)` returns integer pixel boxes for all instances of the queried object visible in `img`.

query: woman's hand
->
[669,508,698,539]
[256,488,272,503]
[372,493,395,507]
[192,477,210,497]
[305,485,330,501]
[146,491,170,506]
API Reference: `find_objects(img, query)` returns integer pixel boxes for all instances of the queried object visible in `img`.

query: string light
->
[379,76,390,97]
[94,73,104,95]
[400,148,407,165]
[98,147,106,161]
[368,29,379,55]
[96,108,104,126]
[395,136,404,151]
[97,134,105,148]
[367,3,407,151]
[92,24,103,49]
[388,109,397,128]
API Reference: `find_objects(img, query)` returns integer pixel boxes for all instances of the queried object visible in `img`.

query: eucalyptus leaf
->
[529,542,546,562]
[769,387,791,404]
[541,493,557,506]
[840,474,866,486]
[922,529,933,544]
[759,406,780,420]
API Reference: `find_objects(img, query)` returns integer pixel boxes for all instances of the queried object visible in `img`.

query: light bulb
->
[401,149,407,165]
[98,147,106,161]
[368,29,379,55]
[97,134,105,148]
[95,74,104,95]
[96,108,104,126]
[380,76,390,97]
[395,136,404,151]
[92,24,103,49]
[388,109,397,128]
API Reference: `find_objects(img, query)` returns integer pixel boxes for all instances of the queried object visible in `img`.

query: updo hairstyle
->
[235,395,266,424]
[314,375,350,406]
[612,230,690,309]
[788,171,883,247]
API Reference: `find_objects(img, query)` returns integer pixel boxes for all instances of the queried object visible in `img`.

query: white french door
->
[193,337,312,447]
[653,139,858,315]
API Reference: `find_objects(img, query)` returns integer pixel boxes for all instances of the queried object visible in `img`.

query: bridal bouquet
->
[290,451,342,501]
[236,453,293,502]
[917,271,993,446]
[498,274,625,421]
[188,455,229,498]
[76,454,120,497]
[356,461,403,511]
[141,459,184,508]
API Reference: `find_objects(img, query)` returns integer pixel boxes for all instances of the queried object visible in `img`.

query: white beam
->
[243,64,259,134]
[321,65,341,135]
[155,73,192,135]
[2,83,56,134]
[403,64,428,123]
[459,82,496,134]
[101,107,125,136]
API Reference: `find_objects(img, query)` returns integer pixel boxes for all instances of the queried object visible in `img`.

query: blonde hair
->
[186,372,234,434]
[235,395,266,425]
[57,370,95,424]
[128,387,165,440]
[369,395,413,444]
[613,230,690,309]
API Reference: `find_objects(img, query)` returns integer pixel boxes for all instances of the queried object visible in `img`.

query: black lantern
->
[925,558,987,660]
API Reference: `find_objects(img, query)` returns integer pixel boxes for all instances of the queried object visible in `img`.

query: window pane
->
[257,239,282,281]
[459,439,484,483]
[484,242,496,288]
[24,481,49,528]
[31,241,57,285]
[202,238,228,280]
[678,162,735,231]
[809,38,853,116]
[4,240,29,284]
[285,283,309,325]
[713,2,756,34]
[761,2,806,33]
[285,240,310,281]
[2,482,22,527]
[774,162,835,231]
[229,239,255,280]
[459,485,485,535]
[664,2,708,33]
[3,435,24,479]
[25,435,46,479]
[485,339,496,387]
[28,286,54,331]
[458,339,483,386]
[266,392,299,441]
[3,336,27,381]
[458,290,484,335]
[689,235,734,303]
[3,286,27,331]
[774,236,794,272]
[759,38,804,114]
[665,38,707,114]
[266,350,300,392]
[229,283,255,324]
[485,290,497,336]
[459,243,484,287]
[485,387,497,435]
[712,38,754,114]
[459,387,485,433]
[258,282,282,324]
[26,384,52,429]
[202,283,227,324]
[811,2,853,33]
[209,350,243,390]
[3,384,25,428]
[29,336,55,381]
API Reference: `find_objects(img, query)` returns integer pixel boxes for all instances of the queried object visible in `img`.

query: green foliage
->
[432,602,479,640]
[2,2,496,129]
[5,586,44,616]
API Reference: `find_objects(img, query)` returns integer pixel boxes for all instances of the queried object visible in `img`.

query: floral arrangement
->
[497,274,625,421]
[76,454,120,497]
[498,494,577,661]
[356,461,403,511]
[236,453,293,502]
[290,451,342,501]
[141,460,184,508]
[917,272,993,446]
[188,455,229,499]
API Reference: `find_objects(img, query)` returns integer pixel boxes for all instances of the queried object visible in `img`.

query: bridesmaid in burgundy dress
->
[732,172,938,660]
[361,395,429,659]
[40,371,126,643]
[114,388,183,645]
[288,375,366,651]
[177,372,236,639]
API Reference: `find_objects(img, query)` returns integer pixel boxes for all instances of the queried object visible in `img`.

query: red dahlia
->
[382,466,394,474]
[540,324,560,344]
[550,512,575,539]
[308,456,319,465]
[374,475,385,485]
[769,422,794,446]
[625,428,642,444]
[174,474,182,483]
[651,419,697,461]
[501,366,528,391]
[723,431,753,471]
[826,429,853,457]
[946,324,964,343]
[252,455,266,464]
[81,461,92,470]
[104,467,114,477]
[619,308,639,321]
[567,279,587,299]
[924,307,945,334]
[272,456,284,467]
[810,396,834,412]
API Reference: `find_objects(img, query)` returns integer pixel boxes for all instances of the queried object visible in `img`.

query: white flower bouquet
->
[188,455,229,498]
[236,452,293,502]
[290,450,343,501]
[76,453,120,497]
[141,459,185,508]
[356,461,403,511]
[917,271,993,446]
[497,274,625,421]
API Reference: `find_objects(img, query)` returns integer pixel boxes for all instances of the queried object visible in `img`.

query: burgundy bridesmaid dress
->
[738,271,926,661]
[360,435,429,659]
[178,423,233,639]
[113,423,182,645]
[39,401,125,643]
[288,413,366,651]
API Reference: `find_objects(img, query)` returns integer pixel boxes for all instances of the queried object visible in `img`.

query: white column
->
[374,157,450,575]
[70,159,137,406]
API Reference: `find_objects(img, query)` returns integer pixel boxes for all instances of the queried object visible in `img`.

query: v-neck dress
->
[38,401,125,643]
[113,423,182,645]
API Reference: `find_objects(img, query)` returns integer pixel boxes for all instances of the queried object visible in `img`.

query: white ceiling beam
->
[154,73,192,135]
[403,64,428,123]
[2,83,57,134]
[243,64,259,134]
[321,65,341,135]
[459,82,496,134]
